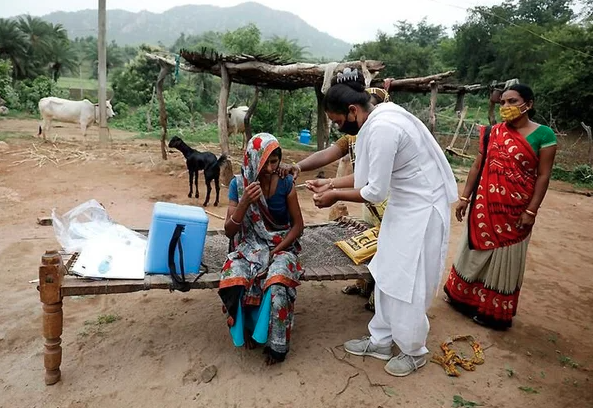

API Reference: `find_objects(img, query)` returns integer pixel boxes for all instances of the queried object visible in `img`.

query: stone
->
[200,365,217,383]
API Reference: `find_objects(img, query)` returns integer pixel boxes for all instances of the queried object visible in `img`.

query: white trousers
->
[368,205,446,356]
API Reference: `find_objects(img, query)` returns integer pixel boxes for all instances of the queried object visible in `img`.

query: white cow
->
[38,97,115,140]
[226,103,249,149]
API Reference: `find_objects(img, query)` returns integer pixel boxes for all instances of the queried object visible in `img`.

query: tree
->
[46,38,79,81]
[222,24,262,55]
[0,19,29,79]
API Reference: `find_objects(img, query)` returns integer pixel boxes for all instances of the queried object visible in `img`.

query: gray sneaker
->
[343,336,393,361]
[384,352,427,377]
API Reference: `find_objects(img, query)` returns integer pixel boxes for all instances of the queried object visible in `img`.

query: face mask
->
[339,113,360,135]
[499,103,527,122]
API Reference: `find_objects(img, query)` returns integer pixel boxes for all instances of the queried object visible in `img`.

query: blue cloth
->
[228,175,293,225]
[229,288,272,346]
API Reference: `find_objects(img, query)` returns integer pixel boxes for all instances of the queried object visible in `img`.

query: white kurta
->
[354,102,457,304]
[353,103,457,354]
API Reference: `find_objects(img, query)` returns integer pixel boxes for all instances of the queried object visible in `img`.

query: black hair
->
[506,83,536,119]
[370,93,383,105]
[323,73,371,115]
[269,146,282,162]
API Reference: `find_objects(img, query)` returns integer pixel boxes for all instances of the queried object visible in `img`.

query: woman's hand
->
[239,181,263,205]
[312,190,338,208]
[516,212,536,230]
[305,179,331,194]
[277,163,300,179]
[455,200,469,222]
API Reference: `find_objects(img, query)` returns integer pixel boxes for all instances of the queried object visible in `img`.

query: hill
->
[39,2,352,60]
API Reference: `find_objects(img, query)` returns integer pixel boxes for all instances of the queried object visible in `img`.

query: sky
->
[0,0,504,44]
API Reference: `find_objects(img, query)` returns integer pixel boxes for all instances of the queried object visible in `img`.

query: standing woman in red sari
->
[444,84,557,330]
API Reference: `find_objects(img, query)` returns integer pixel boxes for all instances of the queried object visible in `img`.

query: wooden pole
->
[218,63,234,185]
[146,86,156,132]
[582,122,592,166]
[488,84,500,126]
[97,0,108,145]
[277,90,285,137]
[314,84,329,151]
[455,91,466,113]
[156,61,169,160]
[244,86,260,147]
[39,250,64,385]
[429,80,438,135]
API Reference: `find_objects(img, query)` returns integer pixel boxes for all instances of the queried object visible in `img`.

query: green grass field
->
[56,76,112,91]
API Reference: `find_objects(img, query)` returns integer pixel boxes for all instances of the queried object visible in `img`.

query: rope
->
[431,334,485,376]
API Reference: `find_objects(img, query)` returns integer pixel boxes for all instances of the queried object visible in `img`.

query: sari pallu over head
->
[219,133,302,324]
[469,123,539,251]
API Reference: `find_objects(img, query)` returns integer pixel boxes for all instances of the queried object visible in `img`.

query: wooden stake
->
[218,63,234,185]
[156,61,169,161]
[429,81,438,135]
[204,210,225,220]
[455,91,466,113]
[448,106,469,150]
[581,122,592,166]
[146,86,156,132]
[39,250,64,385]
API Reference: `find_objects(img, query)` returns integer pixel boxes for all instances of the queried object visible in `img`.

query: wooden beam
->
[314,84,329,151]
[97,0,108,145]
[156,61,169,160]
[384,71,456,92]
[429,80,438,135]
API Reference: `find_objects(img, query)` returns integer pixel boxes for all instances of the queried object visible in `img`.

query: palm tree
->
[47,38,79,81]
[0,19,29,79]
[17,15,54,77]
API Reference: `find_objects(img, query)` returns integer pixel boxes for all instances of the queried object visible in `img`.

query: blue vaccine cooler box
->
[144,202,209,275]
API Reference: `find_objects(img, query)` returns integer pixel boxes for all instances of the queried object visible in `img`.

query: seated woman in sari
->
[444,84,557,330]
[219,133,304,364]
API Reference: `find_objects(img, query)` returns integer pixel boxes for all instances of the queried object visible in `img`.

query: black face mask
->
[339,116,360,135]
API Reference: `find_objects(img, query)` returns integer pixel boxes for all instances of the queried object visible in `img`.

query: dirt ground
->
[0,118,592,408]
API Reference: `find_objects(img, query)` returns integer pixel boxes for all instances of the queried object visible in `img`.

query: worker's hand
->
[277,163,300,179]
[240,181,263,205]
[305,179,331,194]
[516,212,536,230]
[312,190,338,208]
[455,200,469,222]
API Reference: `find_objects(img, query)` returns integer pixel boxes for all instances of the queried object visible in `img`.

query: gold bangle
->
[459,196,470,202]
[525,209,537,217]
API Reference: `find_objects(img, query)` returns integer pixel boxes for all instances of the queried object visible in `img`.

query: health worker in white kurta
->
[308,69,458,377]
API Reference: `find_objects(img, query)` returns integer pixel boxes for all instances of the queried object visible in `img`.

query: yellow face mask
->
[499,103,527,122]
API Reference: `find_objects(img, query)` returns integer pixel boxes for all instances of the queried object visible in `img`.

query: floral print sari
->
[218,133,303,361]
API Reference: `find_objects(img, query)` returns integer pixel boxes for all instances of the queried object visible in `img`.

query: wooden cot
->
[37,220,372,385]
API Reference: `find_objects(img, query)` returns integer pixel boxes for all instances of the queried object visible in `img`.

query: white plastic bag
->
[52,199,146,252]
[52,199,147,279]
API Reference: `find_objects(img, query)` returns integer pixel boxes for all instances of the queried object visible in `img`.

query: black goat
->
[168,136,227,206]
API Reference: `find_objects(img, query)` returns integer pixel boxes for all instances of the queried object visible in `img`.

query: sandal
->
[341,285,362,295]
